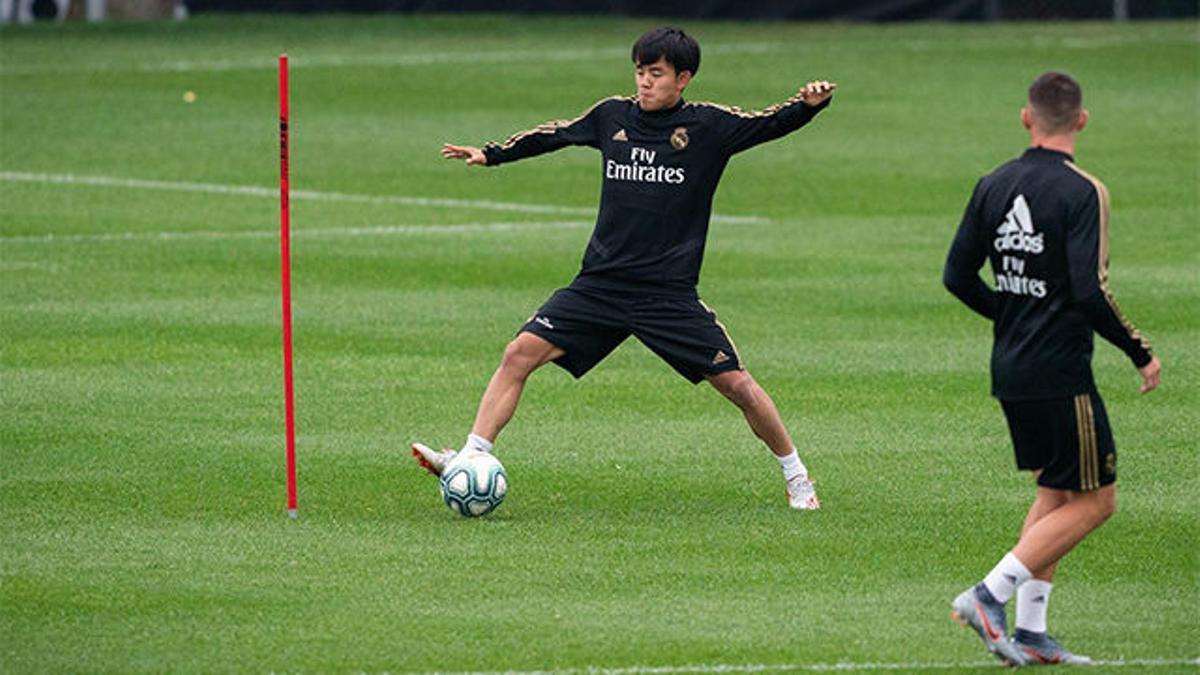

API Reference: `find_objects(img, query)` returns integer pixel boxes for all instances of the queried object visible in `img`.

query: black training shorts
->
[1000,389,1116,491]
[519,283,743,384]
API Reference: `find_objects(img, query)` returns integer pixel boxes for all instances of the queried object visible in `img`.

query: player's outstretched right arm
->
[450,97,621,169]
[442,144,488,166]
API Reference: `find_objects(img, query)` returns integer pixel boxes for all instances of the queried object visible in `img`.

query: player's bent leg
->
[1012,484,1116,574]
[1019,481,1071,580]
[1021,481,1071,537]
[412,333,563,479]
[471,331,565,441]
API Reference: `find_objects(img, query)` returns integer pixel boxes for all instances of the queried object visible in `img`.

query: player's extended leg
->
[706,370,792,456]
[706,369,819,509]
[413,332,563,477]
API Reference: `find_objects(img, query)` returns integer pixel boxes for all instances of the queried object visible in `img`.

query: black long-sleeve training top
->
[943,146,1152,400]
[482,94,830,294]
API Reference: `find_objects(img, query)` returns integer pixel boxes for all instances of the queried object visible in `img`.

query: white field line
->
[0,171,767,225]
[0,221,590,244]
[0,43,780,75]
[447,657,1198,674]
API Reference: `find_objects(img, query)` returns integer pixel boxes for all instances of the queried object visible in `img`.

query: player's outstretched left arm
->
[717,79,837,156]
[441,143,487,166]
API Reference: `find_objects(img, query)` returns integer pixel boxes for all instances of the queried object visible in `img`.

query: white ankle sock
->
[1015,579,1053,633]
[777,450,807,481]
[464,433,493,454]
[982,551,1033,604]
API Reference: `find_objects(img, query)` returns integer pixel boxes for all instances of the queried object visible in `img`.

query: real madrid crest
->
[670,126,689,150]
[1104,452,1116,477]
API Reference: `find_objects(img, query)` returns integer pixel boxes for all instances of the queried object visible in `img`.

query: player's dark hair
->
[1028,71,1083,132]
[632,27,700,77]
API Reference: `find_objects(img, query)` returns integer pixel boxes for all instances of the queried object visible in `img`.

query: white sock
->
[982,551,1033,604]
[1015,579,1053,633]
[463,433,493,454]
[777,449,807,481]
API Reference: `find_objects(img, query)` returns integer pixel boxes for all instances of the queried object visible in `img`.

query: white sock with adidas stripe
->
[1015,579,1053,633]
[982,551,1033,604]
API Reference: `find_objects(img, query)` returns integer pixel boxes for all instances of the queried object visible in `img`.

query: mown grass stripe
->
[0,221,591,244]
[0,171,767,224]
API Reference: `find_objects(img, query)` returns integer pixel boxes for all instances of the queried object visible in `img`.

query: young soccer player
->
[943,71,1161,666]
[413,26,836,509]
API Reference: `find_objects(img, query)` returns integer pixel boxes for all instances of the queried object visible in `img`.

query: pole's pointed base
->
[288,508,298,519]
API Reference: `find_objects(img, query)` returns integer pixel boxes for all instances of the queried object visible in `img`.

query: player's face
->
[635,57,691,111]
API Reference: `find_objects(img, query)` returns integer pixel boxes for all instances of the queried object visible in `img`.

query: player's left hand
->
[799,80,837,105]
[1138,355,1161,394]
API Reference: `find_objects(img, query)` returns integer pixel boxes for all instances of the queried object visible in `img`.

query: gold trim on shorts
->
[1074,393,1100,491]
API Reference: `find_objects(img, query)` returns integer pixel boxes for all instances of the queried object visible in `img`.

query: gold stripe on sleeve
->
[1065,161,1153,355]
[490,96,631,151]
[688,92,806,119]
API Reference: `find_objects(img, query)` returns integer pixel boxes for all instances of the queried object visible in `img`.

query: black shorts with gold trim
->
[519,283,743,384]
[1000,389,1116,491]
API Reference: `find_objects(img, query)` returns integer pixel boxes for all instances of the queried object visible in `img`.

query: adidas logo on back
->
[994,194,1044,254]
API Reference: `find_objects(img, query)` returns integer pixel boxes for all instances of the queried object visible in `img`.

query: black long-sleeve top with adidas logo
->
[943,147,1152,400]
[482,94,830,294]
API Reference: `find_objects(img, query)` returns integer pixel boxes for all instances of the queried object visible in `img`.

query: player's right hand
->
[799,80,837,105]
[1138,356,1161,394]
[442,143,487,166]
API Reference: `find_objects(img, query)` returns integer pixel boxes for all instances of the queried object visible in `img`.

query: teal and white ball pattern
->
[439,451,507,517]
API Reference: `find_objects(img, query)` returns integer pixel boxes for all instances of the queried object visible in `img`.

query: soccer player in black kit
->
[944,72,1161,666]
[412,27,836,510]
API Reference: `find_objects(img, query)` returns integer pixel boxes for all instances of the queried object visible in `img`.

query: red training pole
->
[279,54,298,519]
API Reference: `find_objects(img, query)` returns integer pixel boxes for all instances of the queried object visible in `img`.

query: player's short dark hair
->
[1028,71,1083,132]
[632,27,700,77]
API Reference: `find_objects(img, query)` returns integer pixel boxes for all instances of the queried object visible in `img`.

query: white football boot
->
[786,475,821,510]
[411,442,457,478]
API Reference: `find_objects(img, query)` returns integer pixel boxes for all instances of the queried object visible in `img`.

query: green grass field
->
[1,14,1197,673]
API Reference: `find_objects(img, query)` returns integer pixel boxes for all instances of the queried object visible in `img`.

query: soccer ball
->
[439,451,507,517]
